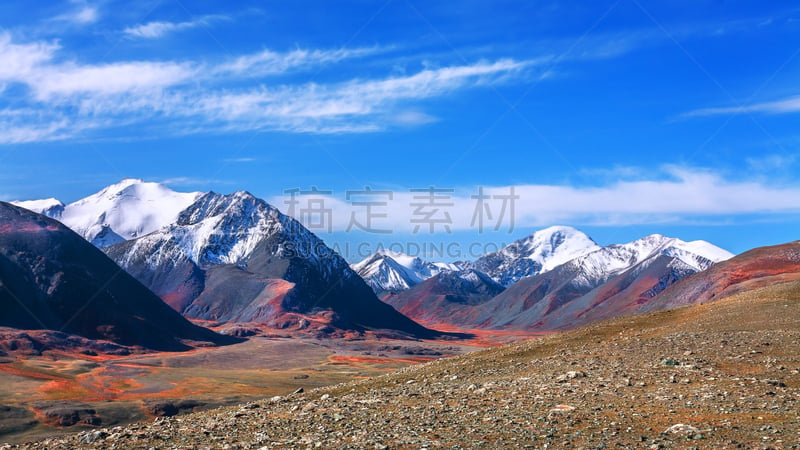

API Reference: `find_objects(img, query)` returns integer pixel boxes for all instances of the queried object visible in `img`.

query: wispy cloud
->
[0,32,58,80]
[34,61,198,99]
[0,32,197,100]
[391,110,439,126]
[682,95,800,118]
[746,153,797,173]
[123,15,229,39]
[0,116,73,144]
[192,58,532,132]
[51,0,99,25]
[215,47,382,78]
[0,30,536,142]
[271,166,800,233]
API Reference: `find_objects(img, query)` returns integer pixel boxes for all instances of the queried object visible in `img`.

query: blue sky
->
[1,0,799,260]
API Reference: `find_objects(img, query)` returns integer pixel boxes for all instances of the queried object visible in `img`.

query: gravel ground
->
[7,282,800,449]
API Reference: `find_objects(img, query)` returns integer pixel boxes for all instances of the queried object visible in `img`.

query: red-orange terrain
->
[0,333,480,444]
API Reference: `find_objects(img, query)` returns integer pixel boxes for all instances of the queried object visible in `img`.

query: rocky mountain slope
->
[0,202,234,352]
[383,269,506,327]
[20,274,800,449]
[642,240,800,312]
[104,191,438,338]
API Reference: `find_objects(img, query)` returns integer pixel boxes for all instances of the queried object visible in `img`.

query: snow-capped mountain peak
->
[103,189,434,336]
[566,233,734,288]
[471,225,601,286]
[162,190,287,266]
[614,234,733,271]
[515,225,602,270]
[352,250,459,295]
[16,179,203,247]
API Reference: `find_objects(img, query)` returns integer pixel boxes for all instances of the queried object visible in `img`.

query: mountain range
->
[14,181,438,338]
[13,179,739,338]
[372,228,733,330]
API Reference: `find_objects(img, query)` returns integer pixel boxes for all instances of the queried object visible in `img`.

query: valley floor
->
[0,334,478,445]
[9,281,800,449]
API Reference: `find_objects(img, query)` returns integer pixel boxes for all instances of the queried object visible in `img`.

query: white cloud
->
[124,15,228,39]
[0,31,535,142]
[31,61,197,99]
[52,1,99,25]
[216,47,381,77]
[391,110,439,126]
[0,33,196,100]
[73,6,98,24]
[683,95,800,118]
[746,153,796,172]
[270,166,800,233]
[0,119,72,144]
[0,32,58,81]
[164,59,531,133]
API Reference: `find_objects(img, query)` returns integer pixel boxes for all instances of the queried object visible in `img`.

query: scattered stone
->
[556,371,586,382]
[663,424,700,435]
[549,404,576,414]
[79,431,106,444]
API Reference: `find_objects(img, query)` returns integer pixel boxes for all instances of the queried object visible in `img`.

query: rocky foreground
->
[9,282,800,449]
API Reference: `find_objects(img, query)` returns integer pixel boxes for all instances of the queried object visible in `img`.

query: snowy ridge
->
[14,179,202,247]
[170,191,286,266]
[113,190,353,279]
[469,225,602,286]
[351,250,460,294]
[566,234,733,288]
[467,227,732,288]
[356,227,733,294]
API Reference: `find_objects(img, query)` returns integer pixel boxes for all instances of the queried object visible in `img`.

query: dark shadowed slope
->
[0,202,236,351]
